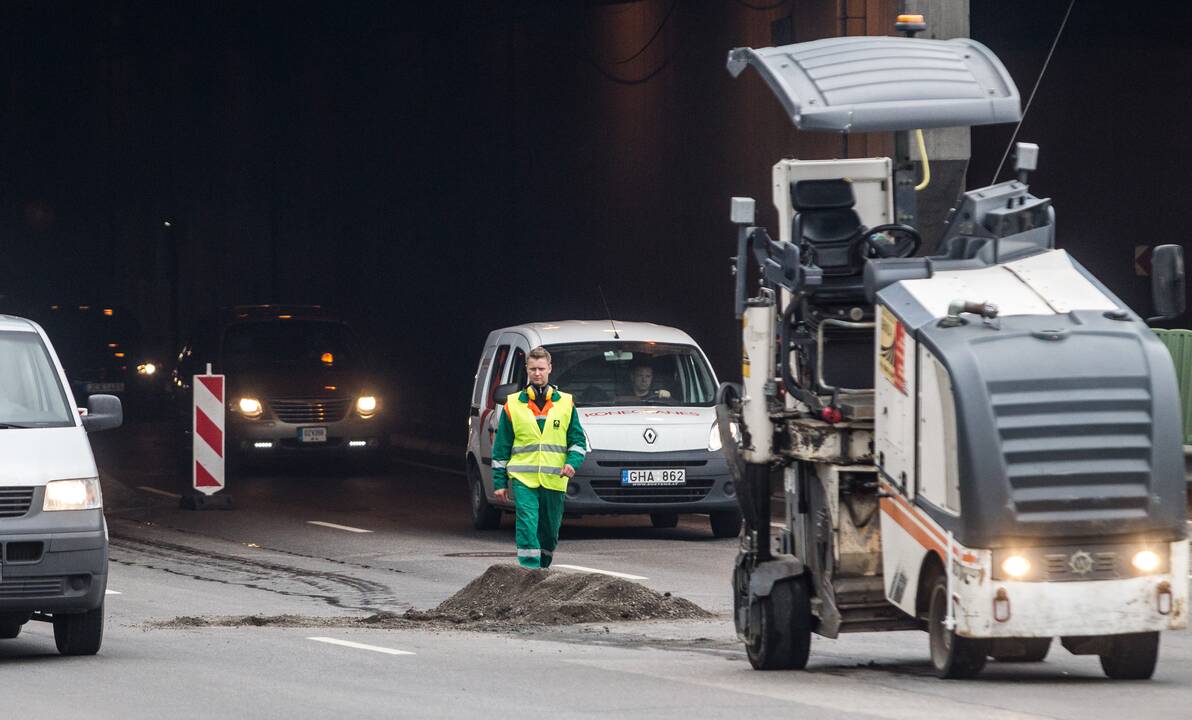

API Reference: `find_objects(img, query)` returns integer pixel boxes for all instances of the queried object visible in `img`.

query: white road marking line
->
[105,590,121,595]
[307,521,373,534]
[391,457,466,476]
[554,564,648,581]
[307,637,414,656]
[138,485,182,499]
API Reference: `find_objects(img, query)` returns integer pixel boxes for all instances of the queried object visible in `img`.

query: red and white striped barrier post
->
[182,363,232,510]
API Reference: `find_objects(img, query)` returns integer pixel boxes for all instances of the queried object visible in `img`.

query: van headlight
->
[356,396,378,418]
[43,478,103,511]
[707,421,741,452]
[238,397,264,418]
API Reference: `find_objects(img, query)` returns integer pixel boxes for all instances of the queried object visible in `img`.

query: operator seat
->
[791,179,868,303]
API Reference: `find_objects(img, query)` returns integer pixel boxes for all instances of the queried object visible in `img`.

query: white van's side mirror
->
[492,383,520,407]
[82,394,123,433]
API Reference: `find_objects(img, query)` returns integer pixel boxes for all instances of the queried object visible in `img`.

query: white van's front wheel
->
[53,602,104,656]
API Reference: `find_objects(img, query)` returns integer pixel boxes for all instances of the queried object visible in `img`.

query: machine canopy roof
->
[726,36,1021,133]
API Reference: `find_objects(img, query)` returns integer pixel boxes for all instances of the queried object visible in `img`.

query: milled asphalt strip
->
[553,564,648,581]
[306,521,373,534]
[138,485,182,499]
[307,637,415,656]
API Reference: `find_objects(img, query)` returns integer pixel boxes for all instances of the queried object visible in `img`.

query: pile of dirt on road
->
[408,564,712,626]
[152,565,711,631]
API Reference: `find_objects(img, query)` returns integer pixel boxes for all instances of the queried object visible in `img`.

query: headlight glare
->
[357,396,378,417]
[43,478,103,511]
[137,362,157,376]
[238,397,263,418]
[1132,550,1161,573]
[1001,555,1030,578]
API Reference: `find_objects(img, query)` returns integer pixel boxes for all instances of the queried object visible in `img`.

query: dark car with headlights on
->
[172,305,388,470]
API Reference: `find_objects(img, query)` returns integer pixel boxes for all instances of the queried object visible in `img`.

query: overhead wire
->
[579,0,683,85]
[990,0,1077,184]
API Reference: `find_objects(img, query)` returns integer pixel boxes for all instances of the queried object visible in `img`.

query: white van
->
[0,315,122,655]
[466,320,741,537]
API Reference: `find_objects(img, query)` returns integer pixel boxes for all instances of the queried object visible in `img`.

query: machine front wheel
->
[746,578,812,671]
[927,575,989,678]
[1099,632,1159,680]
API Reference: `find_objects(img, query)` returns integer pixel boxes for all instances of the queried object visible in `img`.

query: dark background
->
[1,0,1188,441]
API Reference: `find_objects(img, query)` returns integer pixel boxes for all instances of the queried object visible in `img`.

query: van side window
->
[471,345,496,408]
[508,347,527,388]
[487,345,511,408]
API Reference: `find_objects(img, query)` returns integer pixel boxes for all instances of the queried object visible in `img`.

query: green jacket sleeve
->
[565,406,587,470]
[491,407,514,490]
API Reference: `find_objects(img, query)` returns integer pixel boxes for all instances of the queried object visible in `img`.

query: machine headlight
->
[356,396,378,417]
[1001,555,1031,578]
[43,478,103,512]
[136,362,157,376]
[238,397,264,418]
[1132,550,1161,573]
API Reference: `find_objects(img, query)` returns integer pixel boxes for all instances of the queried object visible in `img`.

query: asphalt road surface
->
[3,420,1191,720]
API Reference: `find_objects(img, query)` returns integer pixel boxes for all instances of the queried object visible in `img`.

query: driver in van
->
[623,363,671,402]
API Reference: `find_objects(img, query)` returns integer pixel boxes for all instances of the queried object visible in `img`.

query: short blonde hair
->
[527,346,551,363]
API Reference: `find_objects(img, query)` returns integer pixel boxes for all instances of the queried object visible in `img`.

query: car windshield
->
[545,342,716,407]
[0,331,74,427]
[221,321,357,371]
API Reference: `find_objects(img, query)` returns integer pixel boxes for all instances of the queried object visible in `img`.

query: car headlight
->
[137,362,157,376]
[356,396,378,417]
[238,397,263,418]
[1132,549,1161,573]
[707,421,741,452]
[1001,555,1031,578]
[43,478,103,511]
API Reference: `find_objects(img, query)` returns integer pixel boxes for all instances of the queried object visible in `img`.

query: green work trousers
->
[512,479,565,569]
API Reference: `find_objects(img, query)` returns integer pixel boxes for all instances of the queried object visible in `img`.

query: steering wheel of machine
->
[858,224,921,260]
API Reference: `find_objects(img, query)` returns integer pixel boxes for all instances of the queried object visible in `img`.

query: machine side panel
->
[878,495,932,618]
[917,347,960,514]
[874,304,917,495]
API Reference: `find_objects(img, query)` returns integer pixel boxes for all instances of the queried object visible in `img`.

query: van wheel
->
[927,575,989,678]
[992,638,1051,662]
[745,578,812,670]
[710,510,743,538]
[53,603,104,656]
[469,467,501,530]
[1100,632,1159,680]
[650,512,679,529]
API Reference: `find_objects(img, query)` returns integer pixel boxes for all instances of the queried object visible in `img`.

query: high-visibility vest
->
[504,388,575,492]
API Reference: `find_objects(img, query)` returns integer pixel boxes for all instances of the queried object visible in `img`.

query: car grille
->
[589,478,715,504]
[3,541,45,563]
[0,577,64,599]
[1043,551,1120,581]
[990,375,1152,524]
[269,398,349,424]
[0,487,35,519]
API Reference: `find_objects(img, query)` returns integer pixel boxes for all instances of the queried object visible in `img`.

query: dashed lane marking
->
[553,564,648,581]
[307,521,373,534]
[138,486,182,499]
[105,590,121,595]
[307,637,414,656]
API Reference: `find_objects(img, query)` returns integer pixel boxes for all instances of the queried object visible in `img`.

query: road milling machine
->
[717,23,1188,679]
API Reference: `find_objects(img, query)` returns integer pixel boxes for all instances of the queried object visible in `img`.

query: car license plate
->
[299,427,328,443]
[85,382,124,393]
[621,468,685,486]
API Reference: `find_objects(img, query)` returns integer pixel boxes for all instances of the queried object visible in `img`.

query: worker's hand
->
[494,488,511,503]
[560,464,576,479]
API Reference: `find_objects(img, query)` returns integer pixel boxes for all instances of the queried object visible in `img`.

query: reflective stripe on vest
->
[504,390,574,492]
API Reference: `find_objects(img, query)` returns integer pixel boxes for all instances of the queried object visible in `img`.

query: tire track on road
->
[109,533,406,613]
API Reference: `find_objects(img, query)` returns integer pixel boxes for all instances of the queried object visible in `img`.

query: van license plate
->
[621,469,685,486]
[299,427,328,443]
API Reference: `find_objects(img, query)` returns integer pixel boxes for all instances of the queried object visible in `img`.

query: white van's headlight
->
[43,478,103,511]
[708,421,741,452]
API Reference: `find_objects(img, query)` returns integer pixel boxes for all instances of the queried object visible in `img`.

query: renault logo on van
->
[643,428,658,444]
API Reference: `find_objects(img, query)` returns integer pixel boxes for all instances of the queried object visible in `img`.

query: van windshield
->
[0,331,74,427]
[221,321,357,372]
[545,342,716,407]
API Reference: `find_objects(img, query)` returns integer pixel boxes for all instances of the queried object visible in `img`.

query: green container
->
[1152,328,1192,445]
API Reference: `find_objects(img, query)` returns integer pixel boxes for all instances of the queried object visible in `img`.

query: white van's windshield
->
[545,342,716,407]
[0,331,74,428]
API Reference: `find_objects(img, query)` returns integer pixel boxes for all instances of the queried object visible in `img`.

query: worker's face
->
[526,356,551,387]
[632,367,653,395]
